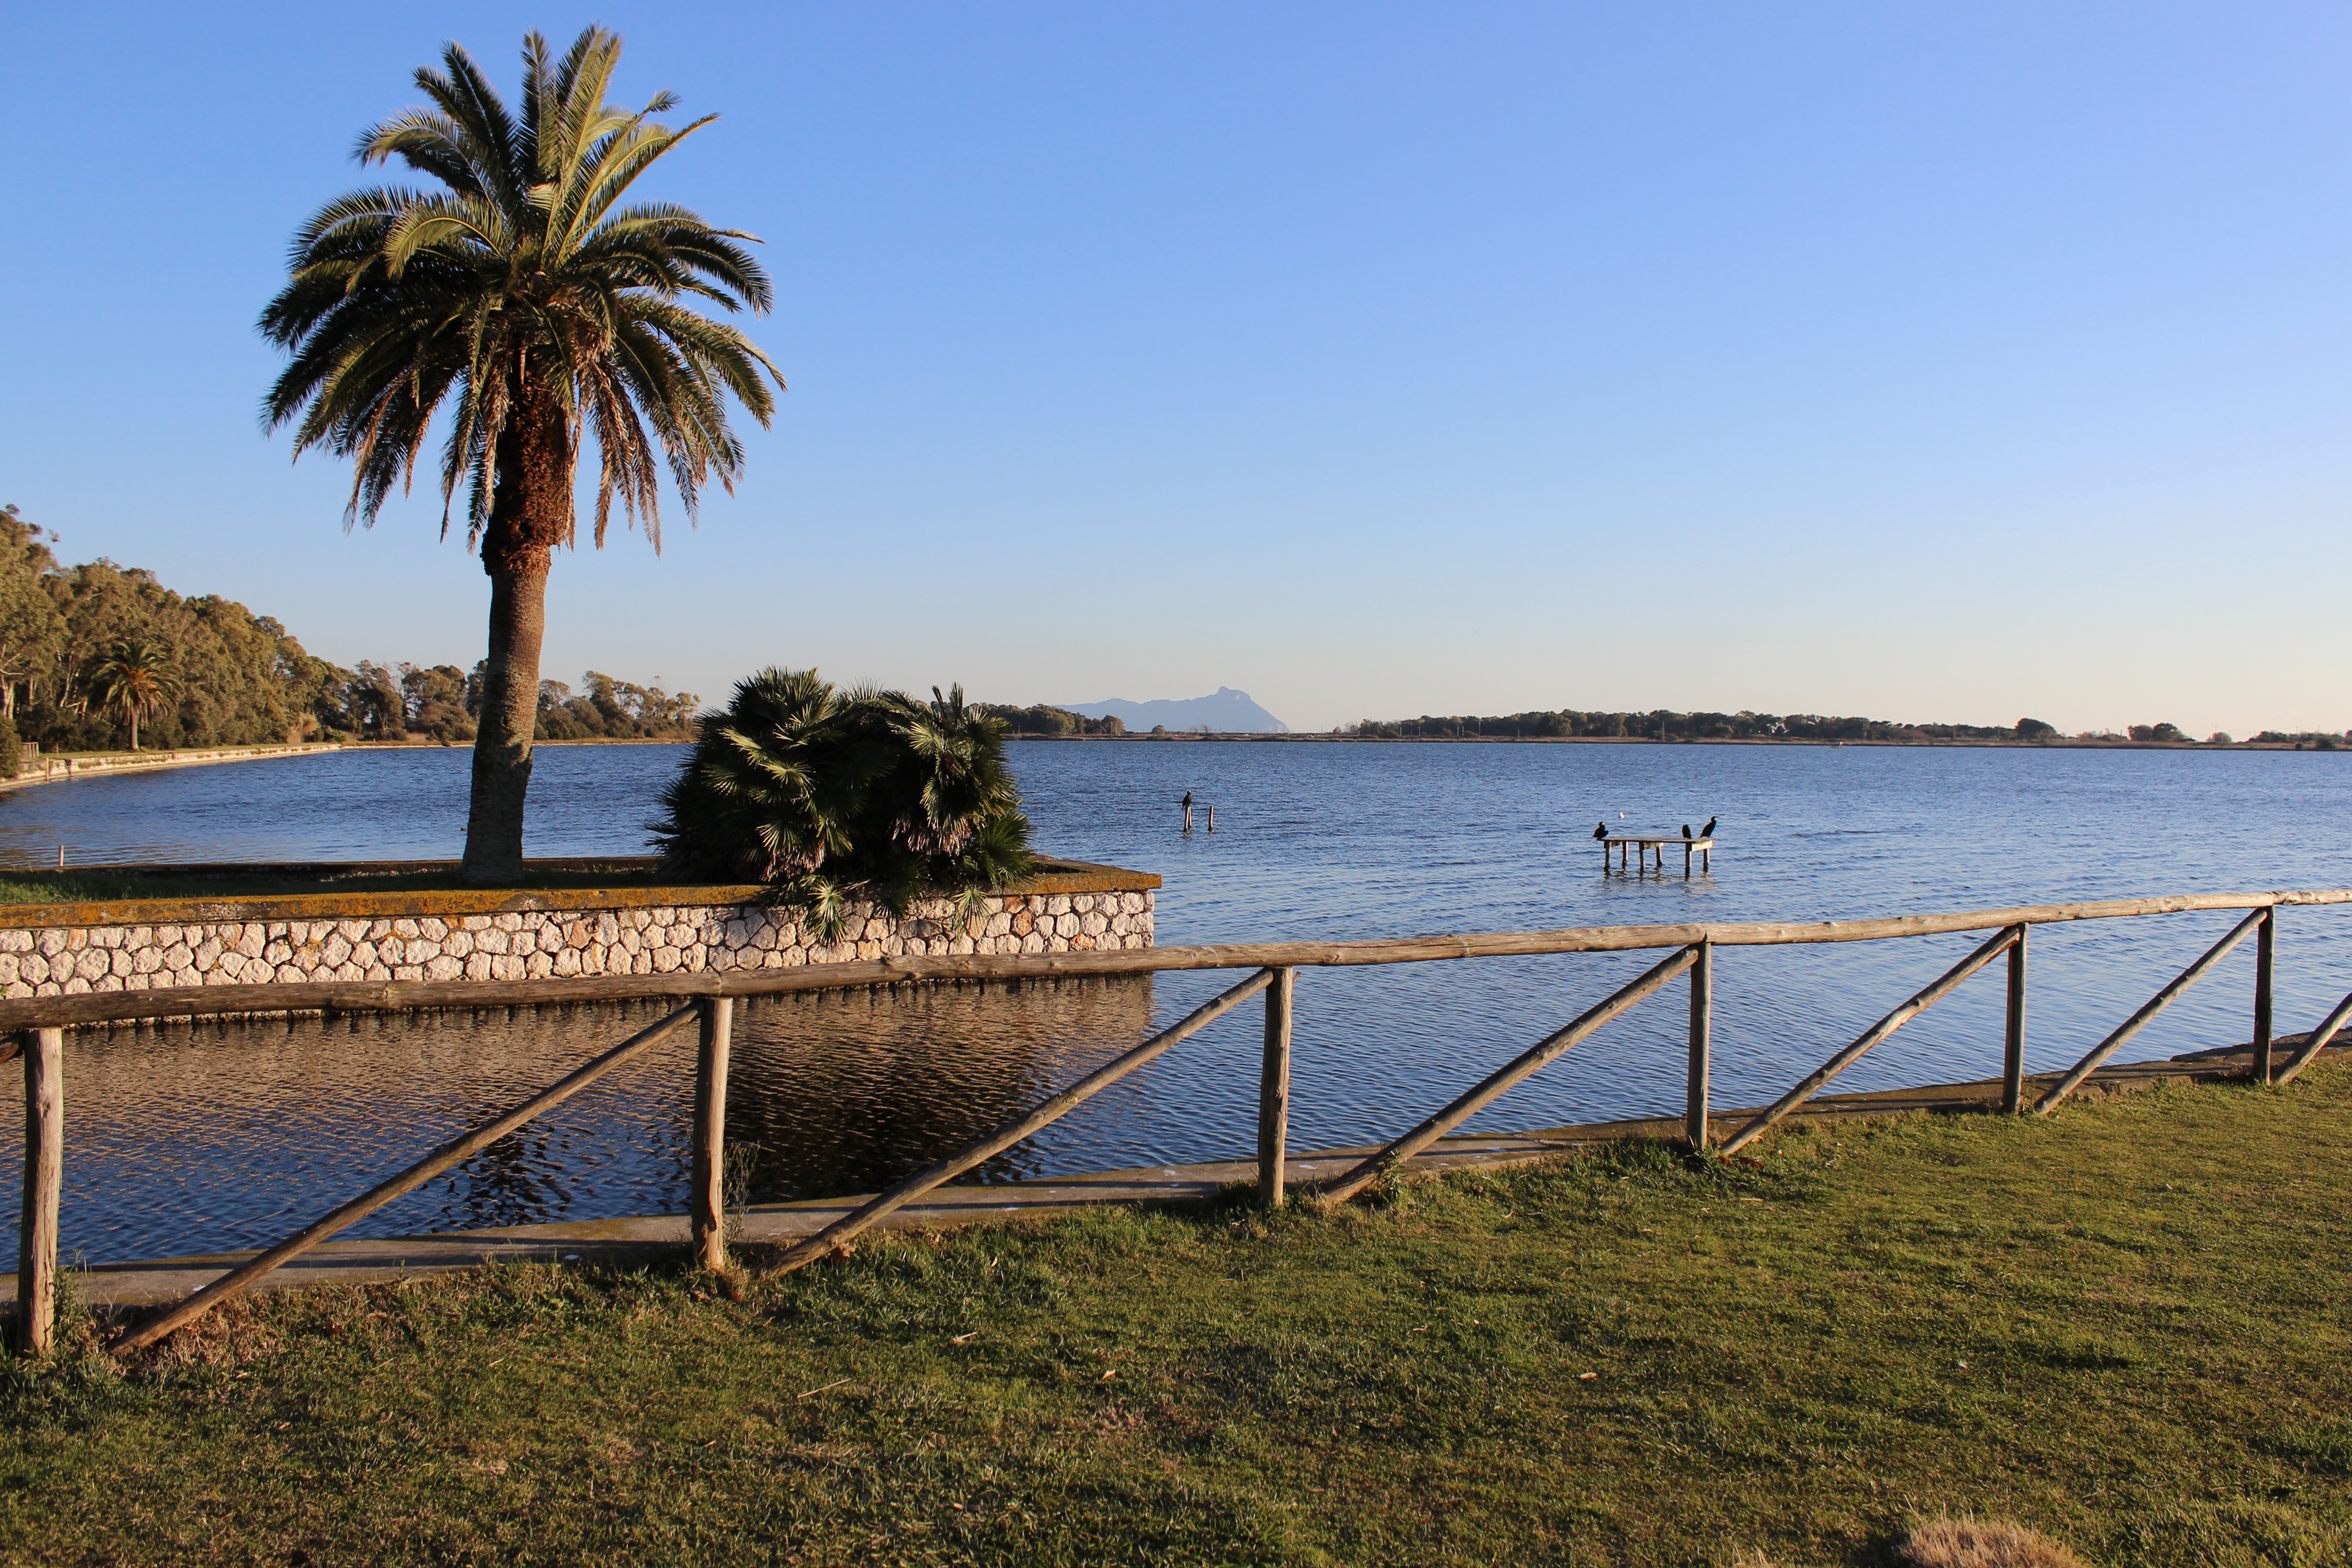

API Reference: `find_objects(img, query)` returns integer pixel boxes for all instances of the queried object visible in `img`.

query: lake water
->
[7,740,2352,1265]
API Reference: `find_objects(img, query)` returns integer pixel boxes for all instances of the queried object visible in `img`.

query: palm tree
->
[87,639,181,751]
[260,26,783,884]
[652,671,1034,937]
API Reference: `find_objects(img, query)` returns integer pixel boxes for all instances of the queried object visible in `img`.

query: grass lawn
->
[0,866,689,907]
[6,1066,2351,1566]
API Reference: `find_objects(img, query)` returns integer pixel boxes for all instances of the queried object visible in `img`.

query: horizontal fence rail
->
[0,890,2347,1034]
[10,887,2351,1357]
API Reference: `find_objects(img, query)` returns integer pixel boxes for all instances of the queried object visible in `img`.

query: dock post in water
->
[16,1029,61,1356]
[2003,925,2028,1112]
[691,997,735,1272]
[1686,939,1712,1149]
[1258,967,1294,1206]
[2254,909,2276,1083]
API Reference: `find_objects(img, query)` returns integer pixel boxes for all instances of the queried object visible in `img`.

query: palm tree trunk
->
[129,715,137,752]
[461,566,546,885]
[460,385,572,887]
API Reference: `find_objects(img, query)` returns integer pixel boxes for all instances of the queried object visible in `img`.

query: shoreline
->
[1006,732,2338,750]
[0,742,342,793]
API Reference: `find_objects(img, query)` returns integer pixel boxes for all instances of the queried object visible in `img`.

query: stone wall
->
[0,886,1155,1000]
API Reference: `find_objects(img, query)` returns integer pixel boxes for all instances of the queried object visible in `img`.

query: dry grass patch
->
[1901,1516,2089,1568]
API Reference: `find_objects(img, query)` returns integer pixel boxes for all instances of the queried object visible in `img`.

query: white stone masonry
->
[0,889,1155,999]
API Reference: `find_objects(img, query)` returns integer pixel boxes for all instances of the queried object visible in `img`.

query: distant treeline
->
[343,664,701,745]
[981,704,1128,736]
[1350,709,2352,747]
[0,502,696,750]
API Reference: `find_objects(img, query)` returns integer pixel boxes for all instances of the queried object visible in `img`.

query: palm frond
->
[264,24,778,561]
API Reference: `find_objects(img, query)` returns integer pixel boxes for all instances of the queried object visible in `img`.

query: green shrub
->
[651,668,1034,935]
[0,713,22,777]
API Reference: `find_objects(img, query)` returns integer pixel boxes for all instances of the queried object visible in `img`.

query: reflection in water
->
[1,976,1154,1265]
[726,977,1155,1202]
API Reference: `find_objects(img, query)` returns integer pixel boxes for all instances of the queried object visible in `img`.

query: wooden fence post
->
[17,1029,61,1357]
[691,996,734,1273]
[1258,967,1294,1206]
[1685,939,1711,1149]
[2253,909,2275,1084]
[2003,924,2028,1112]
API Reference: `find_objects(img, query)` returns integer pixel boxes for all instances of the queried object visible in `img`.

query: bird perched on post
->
[1681,823,1692,839]
[1701,816,1716,838]
[1592,821,1608,841]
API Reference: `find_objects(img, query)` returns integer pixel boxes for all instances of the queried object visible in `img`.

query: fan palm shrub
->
[652,670,1036,937]
[260,25,783,884]
[86,639,182,751]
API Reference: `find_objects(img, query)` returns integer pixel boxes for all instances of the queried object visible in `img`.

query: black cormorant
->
[1592,821,1608,841]
[1681,823,1692,839]
[1700,816,1716,838]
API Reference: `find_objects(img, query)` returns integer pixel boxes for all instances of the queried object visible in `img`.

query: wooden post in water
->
[2002,924,2028,1112]
[1682,842,1692,878]
[1258,967,1294,1206]
[691,996,734,1272]
[16,1029,61,1357]
[1685,938,1712,1149]
[1207,804,1216,833]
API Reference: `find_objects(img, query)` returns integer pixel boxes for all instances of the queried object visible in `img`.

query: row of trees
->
[1347,710,2341,745]
[1350,710,2034,742]
[0,504,696,752]
[980,704,1127,736]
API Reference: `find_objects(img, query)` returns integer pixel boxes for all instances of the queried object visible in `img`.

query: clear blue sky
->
[3,3,2345,735]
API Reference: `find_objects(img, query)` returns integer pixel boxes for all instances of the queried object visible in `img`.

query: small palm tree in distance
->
[87,639,181,751]
[260,26,783,884]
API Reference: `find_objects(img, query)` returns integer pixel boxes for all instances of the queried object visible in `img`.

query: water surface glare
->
[5,741,2349,1264]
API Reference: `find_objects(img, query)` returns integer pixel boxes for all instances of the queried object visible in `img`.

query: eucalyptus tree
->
[260,26,783,883]
[0,507,65,720]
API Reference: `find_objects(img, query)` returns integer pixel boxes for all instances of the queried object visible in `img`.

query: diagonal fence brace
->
[111,1002,701,1357]
[1718,924,2022,1157]
[2273,989,2352,1087]
[770,967,1275,1275]
[1315,945,1700,1207]
[2034,908,2268,1115]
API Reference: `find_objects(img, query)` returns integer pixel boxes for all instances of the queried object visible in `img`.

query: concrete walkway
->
[0,742,339,795]
[12,1037,2336,1308]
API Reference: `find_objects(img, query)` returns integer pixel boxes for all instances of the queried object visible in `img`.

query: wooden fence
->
[12,887,2352,1358]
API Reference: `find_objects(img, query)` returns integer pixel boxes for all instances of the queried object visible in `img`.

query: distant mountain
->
[1056,687,1290,735]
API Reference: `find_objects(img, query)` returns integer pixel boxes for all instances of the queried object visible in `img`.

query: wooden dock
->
[1603,833,1713,876]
